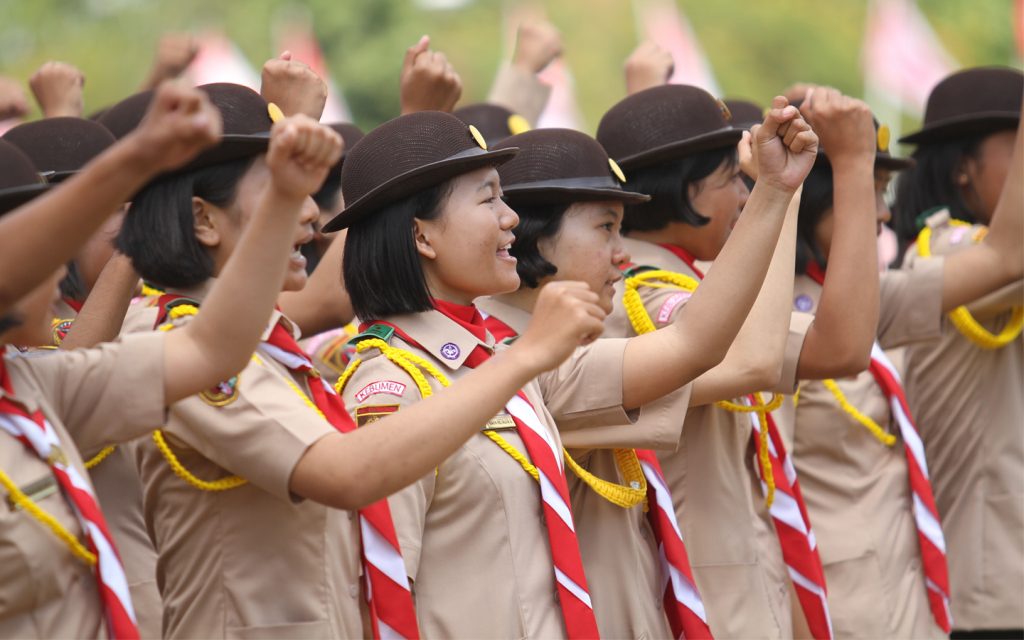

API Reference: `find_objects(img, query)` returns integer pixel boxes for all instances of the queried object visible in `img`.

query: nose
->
[612,235,631,267]
[299,196,319,226]
[499,199,520,230]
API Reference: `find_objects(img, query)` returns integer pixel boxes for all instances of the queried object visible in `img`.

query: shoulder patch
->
[347,323,395,348]
[354,380,407,403]
[356,404,399,427]
[657,291,691,323]
[199,376,240,407]
[51,318,74,346]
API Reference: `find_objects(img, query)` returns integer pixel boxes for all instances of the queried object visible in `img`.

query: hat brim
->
[615,127,743,170]
[899,112,1020,145]
[815,152,914,171]
[0,183,52,216]
[503,185,650,206]
[323,146,518,232]
[174,134,270,174]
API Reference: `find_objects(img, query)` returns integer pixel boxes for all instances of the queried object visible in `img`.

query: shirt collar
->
[384,309,494,370]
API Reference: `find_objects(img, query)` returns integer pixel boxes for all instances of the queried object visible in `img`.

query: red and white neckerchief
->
[664,246,833,639]
[480,309,711,639]
[373,301,601,639]
[806,263,953,633]
[260,321,420,640]
[0,356,139,640]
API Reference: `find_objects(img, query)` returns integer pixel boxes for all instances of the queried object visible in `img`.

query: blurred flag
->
[186,31,260,89]
[633,0,720,95]
[1016,0,1024,58]
[273,18,352,122]
[862,0,957,117]
[535,58,586,130]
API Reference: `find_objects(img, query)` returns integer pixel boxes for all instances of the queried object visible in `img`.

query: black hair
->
[794,163,835,275]
[892,134,987,257]
[116,157,255,289]
[343,180,452,321]
[507,202,570,288]
[0,312,22,335]
[313,170,342,212]
[620,145,738,233]
[59,261,86,301]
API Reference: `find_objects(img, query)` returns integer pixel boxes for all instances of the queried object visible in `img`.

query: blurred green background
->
[0,0,1018,135]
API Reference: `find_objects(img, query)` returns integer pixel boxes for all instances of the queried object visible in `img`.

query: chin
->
[282,271,308,293]
[492,272,522,296]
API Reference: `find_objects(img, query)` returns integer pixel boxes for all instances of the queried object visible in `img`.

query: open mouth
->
[497,236,515,260]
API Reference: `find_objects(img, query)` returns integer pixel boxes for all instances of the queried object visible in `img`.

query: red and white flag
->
[186,31,260,90]
[634,0,720,96]
[273,18,352,122]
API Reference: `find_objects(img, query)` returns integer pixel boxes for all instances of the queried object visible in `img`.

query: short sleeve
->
[486,64,551,125]
[772,312,814,394]
[538,339,630,429]
[28,331,167,453]
[877,258,944,349]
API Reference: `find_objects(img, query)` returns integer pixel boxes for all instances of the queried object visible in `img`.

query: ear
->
[193,197,221,248]
[413,217,438,260]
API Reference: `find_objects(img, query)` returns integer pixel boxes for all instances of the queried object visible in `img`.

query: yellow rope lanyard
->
[623,268,779,506]
[0,465,97,565]
[821,379,897,447]
[336,338,647,508]
[918,221,1024,349]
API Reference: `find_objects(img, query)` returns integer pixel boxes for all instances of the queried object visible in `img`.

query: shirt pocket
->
[226,619,332,639]
[820,551,890,638]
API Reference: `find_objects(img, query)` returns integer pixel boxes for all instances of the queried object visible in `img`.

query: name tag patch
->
[355,380,407,403]
[356,404,399,427]
[484,414,517,431]
[658,292,691,323]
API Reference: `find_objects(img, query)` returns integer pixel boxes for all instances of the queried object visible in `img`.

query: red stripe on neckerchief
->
[260,322,420,640]
[431,299,492,367]
[380,313,600,639]
[481,312,519,344]
[0,357,140,640]
[62,296,84,313]
[657,244,705,278]
[804,261,951,633]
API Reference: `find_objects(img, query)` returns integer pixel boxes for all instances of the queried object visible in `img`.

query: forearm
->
[278,230,354,337]
[982,124,1023,279]
[798,159,878,378]
[60,254,139,350]
[168,187,303,400]
[292,348,539,509]
[0,138,155,313]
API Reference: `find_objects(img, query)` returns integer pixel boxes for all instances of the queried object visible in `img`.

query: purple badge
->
[440,342,461,360]
[794,294,814,312]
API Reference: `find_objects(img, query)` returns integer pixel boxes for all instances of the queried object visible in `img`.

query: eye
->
[601,222,615,232]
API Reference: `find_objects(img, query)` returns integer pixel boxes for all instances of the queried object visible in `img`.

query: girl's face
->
[537,200,630,314]
[961,129,1017,223]
[198,157,318,292]
[814,168,894,262]
[1,267,66,347]
[685,159,750,260]
[415,166,521,304]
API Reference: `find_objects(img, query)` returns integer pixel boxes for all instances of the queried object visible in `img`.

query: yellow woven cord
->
[0,465,97,565]
[918,223,1024,349]
[822,379,897,447]
[84,446,116,470]
[338,338,646,505]
[140,283,164,298]
[792,383,802,408]
[717,393,784,413]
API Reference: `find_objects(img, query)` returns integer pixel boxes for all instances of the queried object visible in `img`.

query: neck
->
[495,286,540,315]
[426,278,476,307]
[628,222,705,257]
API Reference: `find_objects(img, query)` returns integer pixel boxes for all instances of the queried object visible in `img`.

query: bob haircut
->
[794,163,835,275]
[116,157,256,289]
[892,132,993,255]
[620,145,738,233]
[343,180,452,322]
[507,202,570,288]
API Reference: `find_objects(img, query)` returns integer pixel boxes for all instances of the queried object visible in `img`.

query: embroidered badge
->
[440,342,461,360]
[950,226,969,245]
[484,414,517,431]
[51,318,74,345]
[657,292,691,323]
[356,404,399,427]
[199,376,240,407]
[355,380,407,403]
[794,294,814,312]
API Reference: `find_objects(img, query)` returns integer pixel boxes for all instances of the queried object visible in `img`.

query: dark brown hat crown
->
[454,103,531,147]
[723,98,764,130]
[324,111,517,232]
[597,84,742,170]
[900,66,1023,144]
[493,128,649,205]
[791,98,912,171]
[325,122,365,169]
[96,90,154,140]
[3,117,116,182]
[0,140,49,216]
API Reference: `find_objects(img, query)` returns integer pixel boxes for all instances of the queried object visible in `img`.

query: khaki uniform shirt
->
[340,308,668,639]
[604,237,801,639]
[774,263,946,639]
[900,211,1024,630]
[478,296,692,640]
[0,332,166,639]
[121,291,364,639]
[301,324,358,389]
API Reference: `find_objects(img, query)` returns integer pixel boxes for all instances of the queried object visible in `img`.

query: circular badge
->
[468,125,488,150]
[794,294,814,312]
[267,102,285,124]
[608,158,627,183]
[507,114,531,136]
[877,124,891,153]
[440,342,461,360]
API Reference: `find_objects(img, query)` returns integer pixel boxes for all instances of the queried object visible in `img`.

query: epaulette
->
[346,323,396,348]
[620,263,660,279]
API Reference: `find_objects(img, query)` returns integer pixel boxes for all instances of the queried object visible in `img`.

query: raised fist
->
[260,51,328,120]
[0,77,29,121]
[515,280,606,373]
[140,33,199,90]
[400,36,462,114]
[29,62,85,118]
[511,21,563,74]
[625,41,674,95]
[752,96,819,192]
[800,88,876,166]
[126,81,222,174]
[266,115,344,201]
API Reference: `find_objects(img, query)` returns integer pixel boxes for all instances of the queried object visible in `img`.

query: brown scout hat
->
[326,122,365,171]
[453,103,532,147]
[3,117,116,183]
[97,83,275,174]
[900,66,1022,145]
[0,141,50,216]
[323,111,517,232]
[596,84,742,171]
[723,98,764,131]
[494,128,649,206]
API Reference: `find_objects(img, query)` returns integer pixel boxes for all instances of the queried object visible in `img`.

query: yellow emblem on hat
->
[468,125,488,150]
[267,102,285,124]
[877,124,891,153]
[608,158,627,183]
[717,99,732,122]
[507,114,531,136]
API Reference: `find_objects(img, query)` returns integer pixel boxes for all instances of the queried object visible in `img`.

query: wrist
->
[751,177,797,203]
[828,152,875,171]
[500,340,547,380]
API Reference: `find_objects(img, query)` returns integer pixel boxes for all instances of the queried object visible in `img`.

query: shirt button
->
[350,584,359,598]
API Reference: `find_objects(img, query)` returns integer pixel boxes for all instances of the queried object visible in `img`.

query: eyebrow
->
[478,178,499,193]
